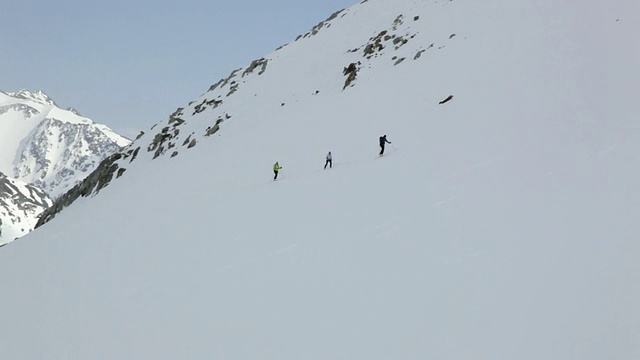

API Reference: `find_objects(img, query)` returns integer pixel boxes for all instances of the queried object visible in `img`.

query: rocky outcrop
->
[0,172,52,244]
[35,153,123,228]
[343,62,361,89]
[296,9,346,40]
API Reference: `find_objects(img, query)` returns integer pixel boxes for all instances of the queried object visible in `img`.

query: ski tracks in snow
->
[434,195,459,207]
[439,249,491,266]
[273,244,299,254]
[223,243,300,271]
[440,155,507,183]
[374,223,401,239]
[429,154,508,206]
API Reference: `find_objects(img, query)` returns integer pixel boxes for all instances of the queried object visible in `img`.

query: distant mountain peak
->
[8,89,57,106]
[0,88,132,245]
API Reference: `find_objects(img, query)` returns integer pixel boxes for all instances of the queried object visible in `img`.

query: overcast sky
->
[1,0,357,138]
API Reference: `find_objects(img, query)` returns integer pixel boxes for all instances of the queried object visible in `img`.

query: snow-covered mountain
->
[2,0,639,358]
[0,90,130,244]
[0,89,130,197]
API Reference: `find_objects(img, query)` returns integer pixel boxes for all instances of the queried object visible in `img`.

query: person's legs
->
[274,170,278,180]
[379,145,385,155]
[324,160,329,169]
[330,159,332,168]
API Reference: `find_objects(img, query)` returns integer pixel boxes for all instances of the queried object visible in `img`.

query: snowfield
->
[1,0,639,358]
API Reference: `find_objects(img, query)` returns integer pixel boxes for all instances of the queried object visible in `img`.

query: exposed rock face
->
[439,95,454,104]
[343,62,361,89]
[0,172,52,245]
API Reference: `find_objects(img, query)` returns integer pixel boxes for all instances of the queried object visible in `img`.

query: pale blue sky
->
[1,0,357,138]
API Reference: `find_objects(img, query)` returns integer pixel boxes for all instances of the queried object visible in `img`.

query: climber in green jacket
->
[273,162,282,180]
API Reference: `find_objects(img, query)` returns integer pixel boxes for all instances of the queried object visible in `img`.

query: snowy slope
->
[1,0,639,358]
